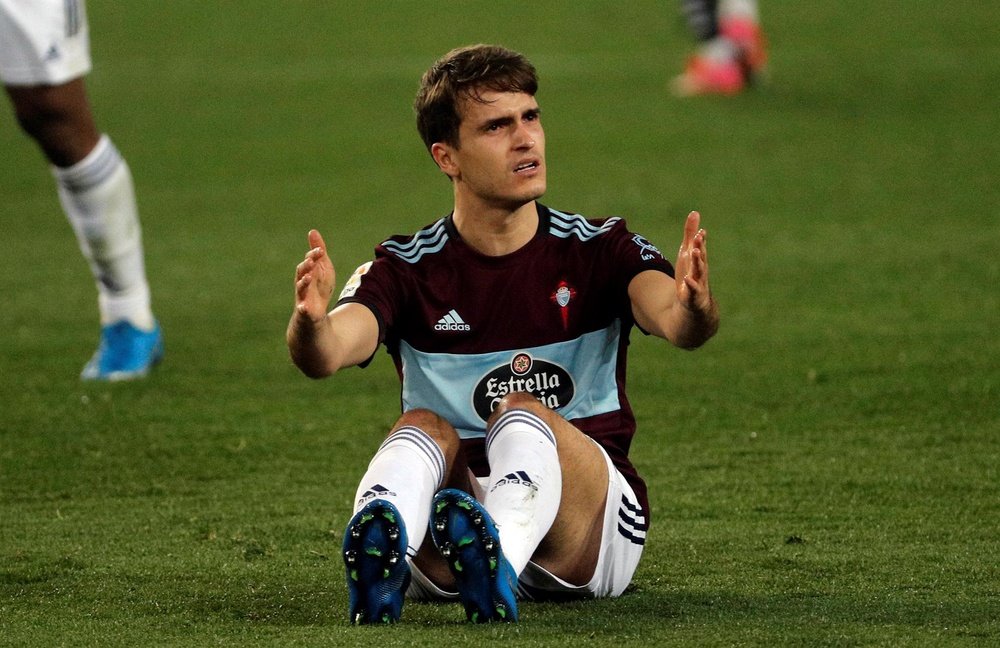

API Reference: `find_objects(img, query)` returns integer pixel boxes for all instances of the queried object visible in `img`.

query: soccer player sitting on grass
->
[287,44,719,624]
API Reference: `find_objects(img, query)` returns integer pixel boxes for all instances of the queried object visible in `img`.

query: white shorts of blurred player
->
[0,0,91,86]
[408,441,648,600]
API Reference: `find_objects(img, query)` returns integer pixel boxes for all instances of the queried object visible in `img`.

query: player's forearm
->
[286,312,342,378]
[665,295,720,349]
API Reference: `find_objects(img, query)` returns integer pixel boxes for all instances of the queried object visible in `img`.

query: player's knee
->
[7,85,97,164]
[488,391,549,424]
[393,408,460,448]
[10,98,53,142]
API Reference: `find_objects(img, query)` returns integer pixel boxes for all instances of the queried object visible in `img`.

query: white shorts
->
[408,442,648,600]
[0,0,91,86]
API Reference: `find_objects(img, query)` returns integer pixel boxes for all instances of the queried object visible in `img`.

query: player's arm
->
[286,230,380,378]
[628,211,719,349]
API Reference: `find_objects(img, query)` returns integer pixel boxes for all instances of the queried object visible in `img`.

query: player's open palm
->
[675,211,711,314]
[294,229,336,323]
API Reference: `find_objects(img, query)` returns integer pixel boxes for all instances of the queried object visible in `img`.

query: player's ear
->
[431,142,459,179]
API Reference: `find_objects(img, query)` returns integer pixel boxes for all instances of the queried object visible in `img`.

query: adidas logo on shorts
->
[435,309,471,332]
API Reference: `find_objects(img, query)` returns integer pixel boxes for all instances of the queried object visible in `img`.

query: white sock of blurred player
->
[352,425,446,558]
[53,134,155,330]
[483,409,562,576]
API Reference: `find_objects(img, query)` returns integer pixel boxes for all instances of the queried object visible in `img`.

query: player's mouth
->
[514,159,541,175]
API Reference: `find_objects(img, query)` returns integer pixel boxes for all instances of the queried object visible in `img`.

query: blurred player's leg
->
[672,0,768,97]
[2,0,161,380]
[680,0,720,41]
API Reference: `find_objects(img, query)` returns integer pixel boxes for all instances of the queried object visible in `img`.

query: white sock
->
[352,426,446,557]
[721,0,759,23]
[699,36,740,62]
[53,135,154,329]
[484,409,561,576]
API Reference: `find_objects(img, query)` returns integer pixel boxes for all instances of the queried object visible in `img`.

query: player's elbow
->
[297,362,335,379]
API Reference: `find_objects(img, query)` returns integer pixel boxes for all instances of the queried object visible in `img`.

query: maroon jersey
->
[338,203,674,517]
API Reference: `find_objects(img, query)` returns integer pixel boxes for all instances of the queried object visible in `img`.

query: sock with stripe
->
[681,0,719,41]
[53,134,154,329]
[352,425,446,557]
[483,409,562,576]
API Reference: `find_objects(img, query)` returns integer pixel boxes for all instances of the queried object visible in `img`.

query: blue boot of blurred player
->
[81,319,163,381]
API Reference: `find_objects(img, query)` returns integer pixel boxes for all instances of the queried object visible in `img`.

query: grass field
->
[1,1,997,645]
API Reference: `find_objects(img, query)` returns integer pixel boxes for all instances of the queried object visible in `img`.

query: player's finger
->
[689,247,706,282]
[682,211,700,248]
[695,229,707,264]
[295,274,312,299]
[296,257,313,280]
[309,229,327,254]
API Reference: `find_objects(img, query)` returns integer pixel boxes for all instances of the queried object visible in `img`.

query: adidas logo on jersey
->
[434,309,471,332]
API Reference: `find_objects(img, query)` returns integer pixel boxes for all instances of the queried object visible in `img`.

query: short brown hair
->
[414,44,538,150]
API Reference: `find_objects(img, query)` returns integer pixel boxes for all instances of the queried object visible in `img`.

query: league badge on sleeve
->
[339,261,373,300]
[631,235,664,261]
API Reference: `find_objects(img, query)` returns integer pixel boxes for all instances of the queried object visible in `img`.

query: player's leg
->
[680,0,720,42]
[718,0,768,77]
[343,408,464,624]
[2,0,161,380]
[672,0,767,96]
[486,392,609,585]
[483,394,647,600]
[5,78,98,165]
[424,392,611,622]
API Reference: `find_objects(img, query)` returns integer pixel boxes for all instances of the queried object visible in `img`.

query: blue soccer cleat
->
[80,320,164,381]
[429,488,518,623]
[342,499,411,624]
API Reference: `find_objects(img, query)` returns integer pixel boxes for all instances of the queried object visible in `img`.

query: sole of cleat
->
[429,489,518,623]
[342,499,411,624]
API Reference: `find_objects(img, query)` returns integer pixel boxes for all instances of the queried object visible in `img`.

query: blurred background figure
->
[1,0,162,380]
[671,0,768,96]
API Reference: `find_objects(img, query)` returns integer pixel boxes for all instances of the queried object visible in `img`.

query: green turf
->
[1,1,997,645]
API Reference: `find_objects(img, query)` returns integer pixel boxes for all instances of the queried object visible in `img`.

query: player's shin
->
[483,409,562,575]
[352,425,446,557]
[52,134,153,329]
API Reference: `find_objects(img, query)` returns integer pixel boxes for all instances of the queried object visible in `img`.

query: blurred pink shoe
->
[721,17,769,80]
[671,54,745,96]
[671,17,769,97]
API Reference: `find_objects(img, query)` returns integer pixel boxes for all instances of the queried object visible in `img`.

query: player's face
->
[449,90,546,209]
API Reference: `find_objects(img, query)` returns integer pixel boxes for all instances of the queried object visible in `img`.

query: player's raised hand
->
[294,229,336,323]
[674,211,712,314]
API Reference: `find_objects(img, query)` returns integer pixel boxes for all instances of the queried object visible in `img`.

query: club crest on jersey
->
[631,234,663,261]
[472,353,575,421]
[550,280,577,330]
